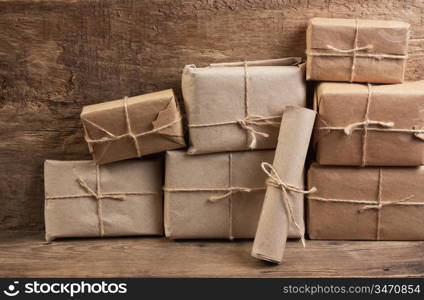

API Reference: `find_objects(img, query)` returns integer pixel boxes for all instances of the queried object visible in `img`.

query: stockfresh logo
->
[3,281,20,297]
[3,280,127,297]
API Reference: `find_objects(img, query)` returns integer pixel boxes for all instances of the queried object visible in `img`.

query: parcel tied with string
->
[182,58,306,154]
[44,159,163,242]
[81,89,185,165]
[164,150,274,239]
[307,163,424,240]
[314,81,424,166]
[306,18,409,83]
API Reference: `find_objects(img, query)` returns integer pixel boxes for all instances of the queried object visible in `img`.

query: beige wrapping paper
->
[314,81,424,166]
[306,18,409,83]
[164,150,275,239]
[81,89,185,165]
[44,159,163,242]
[182,58,306,154]
[252,106,316,264]
[307,163,424,240]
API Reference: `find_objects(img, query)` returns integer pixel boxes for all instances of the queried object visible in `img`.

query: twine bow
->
[237,115,281,149]
[343,120,394,136]
[261,162,316,247]
[84,96,182,162]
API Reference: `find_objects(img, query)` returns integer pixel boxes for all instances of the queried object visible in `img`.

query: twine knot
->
[237,115,281,149]
[77,177,126,201]
[326,44,373,53]
[261,162,316,247]
[358,194,415,213]
[207,187,256,202]
[344,120,395,136]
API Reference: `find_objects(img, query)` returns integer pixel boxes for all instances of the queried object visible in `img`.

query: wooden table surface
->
[0,232,423,278]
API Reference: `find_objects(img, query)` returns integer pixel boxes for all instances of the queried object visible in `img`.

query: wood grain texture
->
[0,232,423,277]
[1,0,424,230]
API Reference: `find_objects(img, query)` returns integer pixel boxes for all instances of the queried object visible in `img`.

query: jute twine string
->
[162,186,265,199]
[318,84,424,166]
[163,153,266,240]
[308,168,420,240]
[261,162,317,247]
[306,19,407,82]
[46,165,159,237]
[84,96,182,161]
[188,61,281,149]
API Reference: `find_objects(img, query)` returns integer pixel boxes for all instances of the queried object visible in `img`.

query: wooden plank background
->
[1,0,424,231]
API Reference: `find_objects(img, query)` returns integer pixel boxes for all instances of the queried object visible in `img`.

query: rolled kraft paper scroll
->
[182,58,306,155]
[252,106,316,264]
[306,18,409,83]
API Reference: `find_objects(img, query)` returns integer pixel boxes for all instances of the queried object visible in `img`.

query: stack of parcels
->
[165,58,309,239]
[44,58,310,241]
[306,17,424,240]
[44,89,186,241]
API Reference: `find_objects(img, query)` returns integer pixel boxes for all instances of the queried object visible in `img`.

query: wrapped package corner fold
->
[81,89,185,165]
[182,58,307,155]
[307,163,424,240]
[44,159,164,242]
[252,106,316,264]
[314,81,424,166]
[306,17,410,83]
[164,149,275,239]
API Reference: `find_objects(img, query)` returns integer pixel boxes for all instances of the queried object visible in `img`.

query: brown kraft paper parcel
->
[307,163,424,240]
[44,159,163,242]
[252,106,316,264]
[306,18,409,83]
[164,150,275,239]
[81,89,185,165]
[182,58,306,154]
[314,81,424,166]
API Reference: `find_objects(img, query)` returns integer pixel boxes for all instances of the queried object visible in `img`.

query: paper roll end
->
[251,251,283,264]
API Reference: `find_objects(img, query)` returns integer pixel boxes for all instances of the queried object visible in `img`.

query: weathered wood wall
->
[1,0,424,231]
